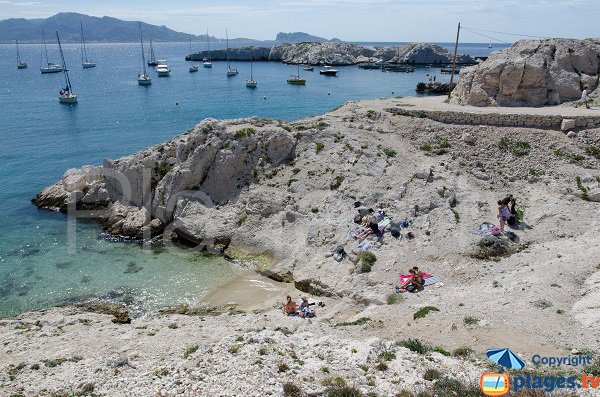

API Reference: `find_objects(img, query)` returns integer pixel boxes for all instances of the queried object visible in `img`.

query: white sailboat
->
[137,22,152,85]
[56,31,77,103]
[80,21,96,68]
[40,27,62,74]
[188,34,198,73]
[226,30,238,76]
[203,29,212,68]
[16,40,27,69]
[147,37,158,66]
[246,55,257,88]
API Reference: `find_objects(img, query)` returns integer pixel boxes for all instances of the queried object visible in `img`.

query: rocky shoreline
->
[15,93,600,395]
[187,41,476,66]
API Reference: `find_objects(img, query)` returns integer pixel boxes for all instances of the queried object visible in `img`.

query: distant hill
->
[0,13,341,45]
[275,32,337,43]
[0,12,262,44]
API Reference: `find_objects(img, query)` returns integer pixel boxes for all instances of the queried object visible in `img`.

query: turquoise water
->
[0,41,489,318]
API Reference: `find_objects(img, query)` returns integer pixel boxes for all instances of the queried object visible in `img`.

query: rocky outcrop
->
[33,118,297,244]
[391,43,474,65]
[189,42,474,66]
[451,38,600,106]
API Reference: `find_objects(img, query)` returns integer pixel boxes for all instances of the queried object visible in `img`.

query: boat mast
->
[56,31,72,93]
[207,29,210,61]
[226,29,230,68]
[16,40,21,64]
[250,56,253,79]
[80,21,88,62]
[42,27,49,65]
[139,22,148,76]
[189,34,193,65]
[149,37,155,63]
[447,22,461,100]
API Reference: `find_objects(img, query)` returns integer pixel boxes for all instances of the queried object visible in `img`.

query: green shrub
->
[282,383,304,397]
[183,344,198,359]
[234,128,256,139]
[356,251,377,273]
[386,293,402,305]
[397,339,431,355]
[330,175,345,190]
[322,377,363,397]
[315,142,325,154]
[278,362,290,372]
[413,306,440,320]
[378,351,396,361]
[576,176,589,200]
[585,146,600,159]
[311,208,319,214]
[334,317,371,327]
[287,178,298,187]
[419,143,432,152]
[383,148,397,158]
[463,316,479,325]
[430,377,483,396]
[498,137,531,157]
[423,368,442,381]
[433,346,451,356]
[453,346,474,358]
[237,214,248,225]
[228,344,240,354]
[157,164,172,178]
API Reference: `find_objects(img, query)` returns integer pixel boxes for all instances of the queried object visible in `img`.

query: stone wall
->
[385,107,600,130]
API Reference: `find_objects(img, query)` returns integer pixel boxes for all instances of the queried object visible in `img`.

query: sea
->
[0,41,504,318]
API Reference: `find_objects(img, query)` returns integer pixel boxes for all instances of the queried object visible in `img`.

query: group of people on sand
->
[282,296,319,318]
[497,194,517,232]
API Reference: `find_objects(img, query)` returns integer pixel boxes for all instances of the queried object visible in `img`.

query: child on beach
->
[575,86,592,109]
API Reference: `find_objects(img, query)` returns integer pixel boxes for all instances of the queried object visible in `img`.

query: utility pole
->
[448,22,461,100]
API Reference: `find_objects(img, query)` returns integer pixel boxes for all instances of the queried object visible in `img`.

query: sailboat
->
[188,34,198,73]
[147,37,158,67]
[137,22,152,85]
[226,30,238,76]
[80,21,96,68]
[488,42,492,49]
[56,31,77,103]
[203,30,212,68]
[16,40,27,69]
[287,64,306,85]
[40,27,62,74]
[246,55,257,88]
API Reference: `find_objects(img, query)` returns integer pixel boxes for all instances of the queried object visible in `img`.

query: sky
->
[0,0,598,42]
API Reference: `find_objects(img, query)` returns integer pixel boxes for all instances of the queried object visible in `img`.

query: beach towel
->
[356,242,372,251]
[378,217,391,229]
[471,222,500,237]
[400,272,432,284]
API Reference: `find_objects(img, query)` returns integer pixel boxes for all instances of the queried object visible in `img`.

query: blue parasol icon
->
[486,348,526,370]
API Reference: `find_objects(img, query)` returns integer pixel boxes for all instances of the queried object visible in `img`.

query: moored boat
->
[156,60,171,77]
[80,21,96,68]
[287,65,306,85]
[147,37,158,66]
[203,30,213,68]
[56,31,77,104]
[137,22,152,85]
[40,28,62,74]
[246,56,257,88]
[319,66,338,76]
[16,40,27,69]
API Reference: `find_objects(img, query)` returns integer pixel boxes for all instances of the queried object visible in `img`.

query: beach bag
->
[390,227,400,238]
[516,205,525,222]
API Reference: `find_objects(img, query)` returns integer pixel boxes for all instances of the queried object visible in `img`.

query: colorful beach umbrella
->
[486,348,526,370]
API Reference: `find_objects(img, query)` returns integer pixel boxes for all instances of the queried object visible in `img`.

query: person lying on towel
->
[399,266,424,293]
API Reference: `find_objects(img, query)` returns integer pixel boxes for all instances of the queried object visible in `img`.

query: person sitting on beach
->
[299,297,316,318]
[501,194,517,225]
[283,295,298,316]
[497,200,511,232]
[399,267,424,292]
[575,85,592,109]
[355,214,379,241]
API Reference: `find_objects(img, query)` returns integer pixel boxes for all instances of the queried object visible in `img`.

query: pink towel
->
[400,272,432,284]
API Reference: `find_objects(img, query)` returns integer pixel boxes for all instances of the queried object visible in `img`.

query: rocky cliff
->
[450,38,600,107]
[188,42,475,66]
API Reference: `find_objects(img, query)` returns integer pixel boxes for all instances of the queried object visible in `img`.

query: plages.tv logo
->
[480,348,526,396]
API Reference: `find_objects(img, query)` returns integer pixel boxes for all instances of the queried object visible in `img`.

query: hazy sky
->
[0,0,598,42]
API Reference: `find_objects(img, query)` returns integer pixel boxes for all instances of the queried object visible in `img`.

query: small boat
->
[203,29,212,68]
[246,56,257,88]
[319,66,338,76]
[40,27,62,74]
[488,42,492,49]
[137,22,151,85]
[303,65,314,71]
[225,30,238,77]
[80,21,96,68]
[188,34,198,73]
[287,65,306,85]
[56,31,77,104]
[147,37,158,66]
[16,40,27,69]
[440,66,460,74]
[156,60,171,76]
